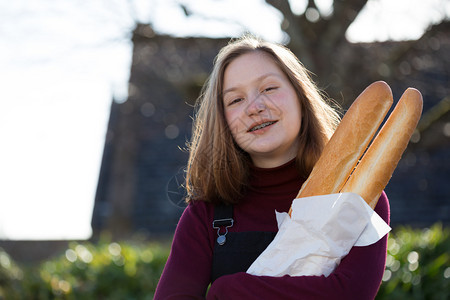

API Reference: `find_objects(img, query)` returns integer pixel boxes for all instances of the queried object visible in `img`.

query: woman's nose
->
[245,94,266,116]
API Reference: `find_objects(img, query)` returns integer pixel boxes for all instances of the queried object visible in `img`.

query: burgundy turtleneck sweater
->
[154,159,390,299]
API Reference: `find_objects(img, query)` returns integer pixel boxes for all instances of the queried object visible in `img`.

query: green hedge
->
[0,237,170,299]
[1,224,449,299]
[376,223,450,300]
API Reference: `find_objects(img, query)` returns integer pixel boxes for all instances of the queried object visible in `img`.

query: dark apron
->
[211,204,277,282]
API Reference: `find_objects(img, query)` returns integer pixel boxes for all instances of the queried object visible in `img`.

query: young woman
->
[154,36,390,299]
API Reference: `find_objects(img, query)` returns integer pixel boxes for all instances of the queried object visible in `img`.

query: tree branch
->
[323,0,369,46]
[265,0,316,69]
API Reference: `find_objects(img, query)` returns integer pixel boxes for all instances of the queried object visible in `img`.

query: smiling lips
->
[248,120,278,132]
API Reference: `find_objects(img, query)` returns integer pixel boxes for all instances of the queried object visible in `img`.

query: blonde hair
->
[186,35,341,204]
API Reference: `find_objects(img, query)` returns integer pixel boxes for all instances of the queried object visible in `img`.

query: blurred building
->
[92,25,229,239]
[92,22,450,240]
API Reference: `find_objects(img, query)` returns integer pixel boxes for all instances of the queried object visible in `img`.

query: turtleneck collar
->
[248,158,304,196]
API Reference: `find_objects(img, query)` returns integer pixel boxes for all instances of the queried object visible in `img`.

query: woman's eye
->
[229,98,243,105]
[262,87,277,93]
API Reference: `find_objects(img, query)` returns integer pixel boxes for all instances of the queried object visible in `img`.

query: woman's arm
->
[154,202,213,299]
[207,192,390,300]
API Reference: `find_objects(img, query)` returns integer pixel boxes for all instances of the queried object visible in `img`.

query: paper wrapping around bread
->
[340,88,423,208]
[296,81,393,199]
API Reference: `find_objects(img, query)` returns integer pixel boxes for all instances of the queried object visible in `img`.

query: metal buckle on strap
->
[213,218,234,246]
[213,218,234,228]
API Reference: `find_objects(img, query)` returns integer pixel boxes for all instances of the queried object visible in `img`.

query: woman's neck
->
[250,152,298,169]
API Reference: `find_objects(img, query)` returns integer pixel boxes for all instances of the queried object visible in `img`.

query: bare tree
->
[267,0,367,70]
[265,0,378,106]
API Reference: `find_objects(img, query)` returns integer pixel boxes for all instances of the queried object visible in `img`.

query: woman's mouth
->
[248,121,277,132]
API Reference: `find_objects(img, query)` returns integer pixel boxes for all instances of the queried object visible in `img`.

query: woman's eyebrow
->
[222,72,281,96]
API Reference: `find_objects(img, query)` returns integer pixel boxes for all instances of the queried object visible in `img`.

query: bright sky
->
[0,0,448,240]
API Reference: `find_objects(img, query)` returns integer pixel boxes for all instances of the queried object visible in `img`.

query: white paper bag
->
[246,193,391,277]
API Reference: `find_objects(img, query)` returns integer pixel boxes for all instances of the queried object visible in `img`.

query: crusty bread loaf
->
[340,88,423,208]
[296,81,393,199]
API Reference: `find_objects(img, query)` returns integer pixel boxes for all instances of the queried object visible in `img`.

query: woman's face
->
[222,51,302,168]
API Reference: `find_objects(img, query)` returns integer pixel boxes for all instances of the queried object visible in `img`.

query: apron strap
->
[212,204,234,246]
[211,204,277,282]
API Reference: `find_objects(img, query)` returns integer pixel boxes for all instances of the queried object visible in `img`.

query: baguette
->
[296,81,393,199]
[340,88,423,208]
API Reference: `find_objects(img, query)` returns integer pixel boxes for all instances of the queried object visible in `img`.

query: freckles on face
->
[222,51,302,167]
